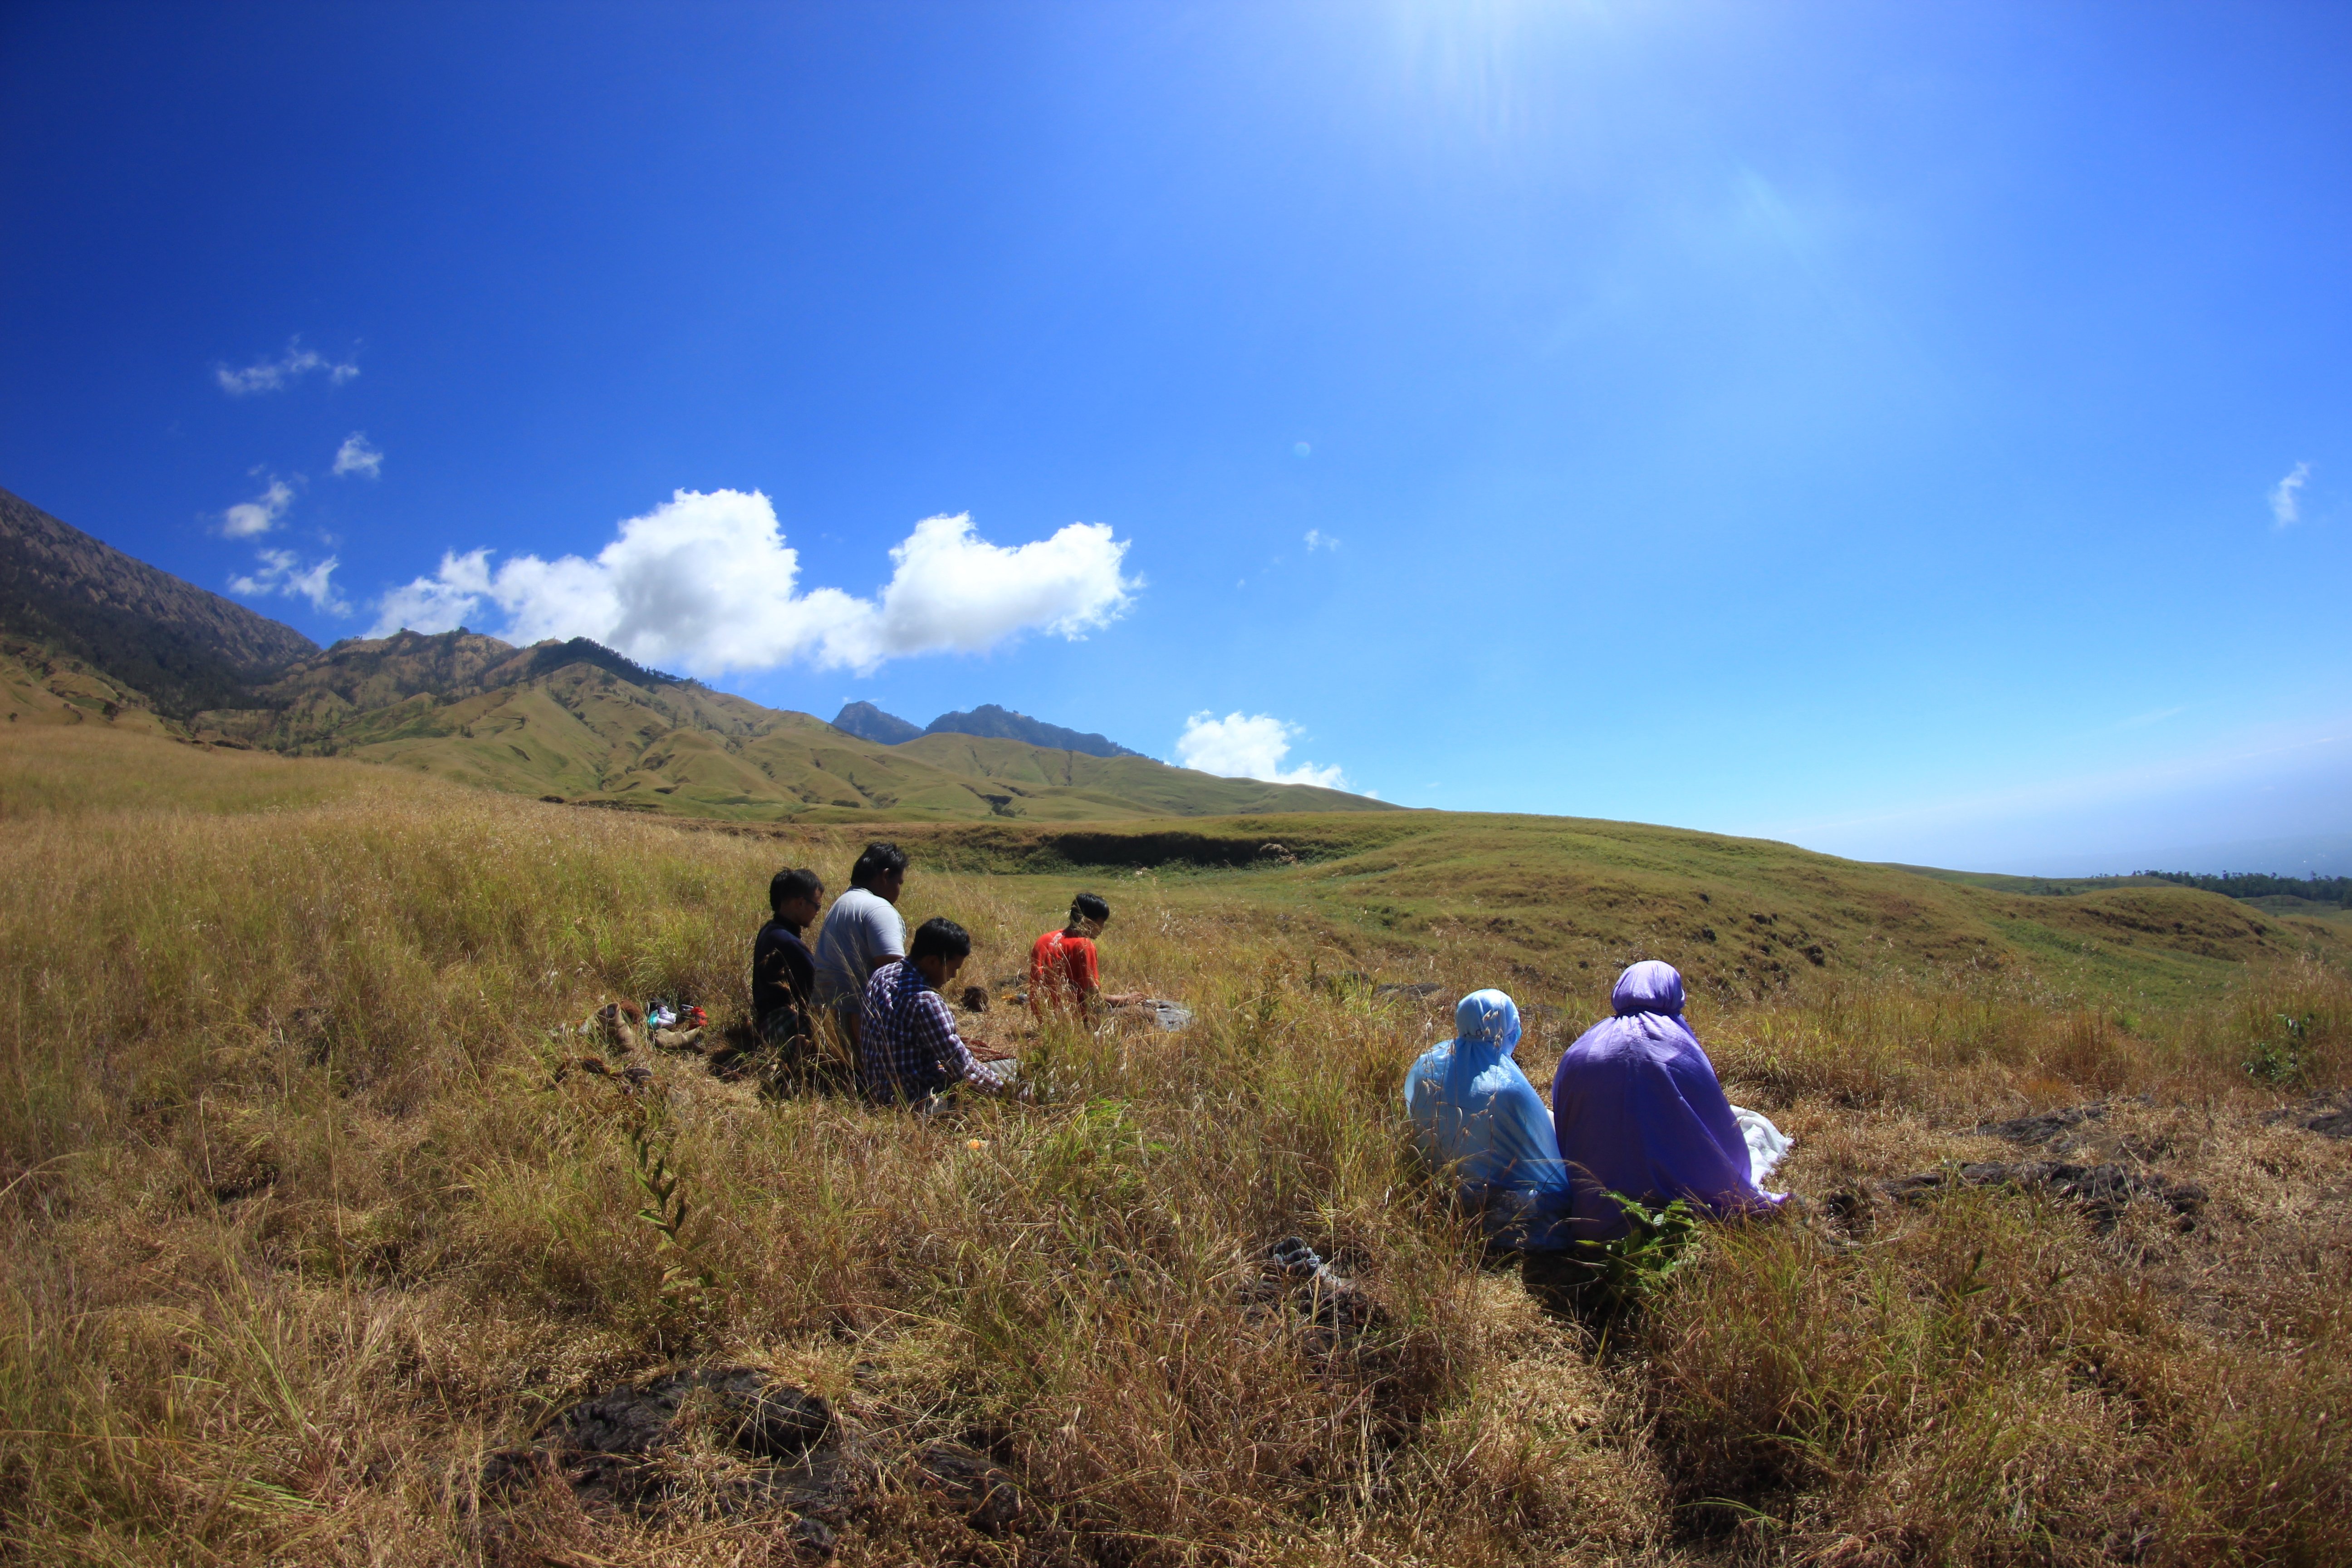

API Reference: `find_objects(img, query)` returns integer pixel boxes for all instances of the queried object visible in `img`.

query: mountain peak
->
[832,701,1139,758]
[832,700,923,745]
[924,704,1142,759]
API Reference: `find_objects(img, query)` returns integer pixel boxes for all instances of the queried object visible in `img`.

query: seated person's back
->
[1401,990,1572,1249]
[1550,960,1784,1240]
[752,866,823,1049]
[813,842,908,1035]
[1029,892,1110,1017]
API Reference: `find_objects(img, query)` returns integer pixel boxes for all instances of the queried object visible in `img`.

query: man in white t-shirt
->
[813,841,908,1044]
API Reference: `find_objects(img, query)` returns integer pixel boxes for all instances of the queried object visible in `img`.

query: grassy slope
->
[6,725,2351,1566]
[1880,862,2179,896]
[2242,892,2352,926]
[743,810,2344,1011]
[895,730,1393,818]
[0,636,177,736]
[7,717,2337,1008]
[188,630,1397,823]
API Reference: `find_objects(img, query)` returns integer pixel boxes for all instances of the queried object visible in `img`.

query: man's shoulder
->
[824,889,890,940]
[844,888,902,930]
[908,982,956,1030]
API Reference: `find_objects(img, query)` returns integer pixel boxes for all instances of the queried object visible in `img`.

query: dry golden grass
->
[2,725,2349,1566]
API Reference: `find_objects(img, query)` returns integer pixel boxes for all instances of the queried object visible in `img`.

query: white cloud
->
[220,477,296,538]
[368,489,1137,676]
[1303,529,1339,551]
[372,549,494,637]
[230,549,350,616]
[216,337,359,395]
[1173,710,1354,791]
[2270,461,2311,527]
[332,432,383,479]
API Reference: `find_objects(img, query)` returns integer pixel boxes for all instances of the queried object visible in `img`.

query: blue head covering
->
[1550,961,1784,1240]
[1402,990,1573,1248]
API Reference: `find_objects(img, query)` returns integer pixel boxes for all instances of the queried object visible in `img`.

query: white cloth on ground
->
[1727,1105,1793,1185]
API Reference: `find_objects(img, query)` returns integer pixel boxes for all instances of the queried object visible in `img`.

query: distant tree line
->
[2139,870,2352,907]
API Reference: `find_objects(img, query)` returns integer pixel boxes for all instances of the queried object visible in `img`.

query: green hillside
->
[897,730,1386,817]
[10,721,2338,1008]
[1877,862,2177,897]
[186,628,1398,823]
[678,809,2351,1009]
[0,636,178,736]
[21,616,2337,1006]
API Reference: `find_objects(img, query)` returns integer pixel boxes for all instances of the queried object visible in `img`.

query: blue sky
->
[3,2,2346,875]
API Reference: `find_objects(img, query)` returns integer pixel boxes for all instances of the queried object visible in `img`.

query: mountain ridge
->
[832,699,1142,758]
[184,628,1392,822]
[0,485,1384,822]
[0,483,318,715]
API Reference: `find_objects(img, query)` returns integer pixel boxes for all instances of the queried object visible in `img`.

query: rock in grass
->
[910,1440,1036,1534]
[549,1367,832,1457]
[1882,1161,2205,1231]
[1976,1102,2108,1147]
[2261,1093,2352,1140]
[476,1369,1102,1555]
[481,1367,850,1520]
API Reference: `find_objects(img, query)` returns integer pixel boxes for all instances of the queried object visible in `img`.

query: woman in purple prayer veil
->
[1550,960,1785,1240]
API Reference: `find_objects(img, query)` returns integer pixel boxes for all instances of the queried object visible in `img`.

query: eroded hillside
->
[185,628,1397,822]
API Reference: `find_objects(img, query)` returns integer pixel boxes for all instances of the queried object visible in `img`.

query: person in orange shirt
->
[1028,892,1145,1021]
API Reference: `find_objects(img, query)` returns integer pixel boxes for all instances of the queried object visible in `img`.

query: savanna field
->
[5,725,2351,1567]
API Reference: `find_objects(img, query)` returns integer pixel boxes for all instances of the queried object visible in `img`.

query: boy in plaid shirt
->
[860,917,1014,1106]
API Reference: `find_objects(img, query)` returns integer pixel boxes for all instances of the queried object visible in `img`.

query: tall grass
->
[2,727,2348,1564]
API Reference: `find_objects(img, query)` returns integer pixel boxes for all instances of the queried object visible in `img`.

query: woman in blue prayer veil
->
[1402,990,1573,1250]
[1550,960,1785,1240]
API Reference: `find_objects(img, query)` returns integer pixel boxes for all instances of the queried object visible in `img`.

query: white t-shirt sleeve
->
[874,897,906,960]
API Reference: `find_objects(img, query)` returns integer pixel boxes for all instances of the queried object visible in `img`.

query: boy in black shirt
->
[753,867,824,1058]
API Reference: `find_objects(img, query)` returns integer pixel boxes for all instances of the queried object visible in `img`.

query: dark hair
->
[909,916,971,963]
[769,867,823,916]
[849,841,908,889]
[1070,892,1111,925]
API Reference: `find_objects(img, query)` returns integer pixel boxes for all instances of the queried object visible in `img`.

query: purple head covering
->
[1612,960,1685,1017]
[1550,961,1783,1240]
